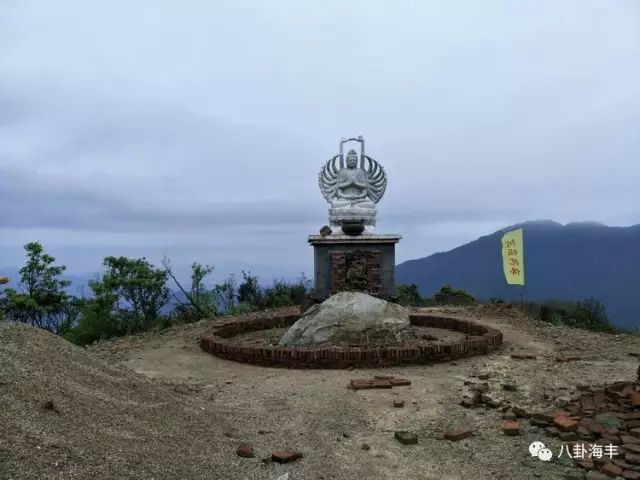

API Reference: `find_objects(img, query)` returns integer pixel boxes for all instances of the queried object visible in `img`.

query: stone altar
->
[310,136,401,299]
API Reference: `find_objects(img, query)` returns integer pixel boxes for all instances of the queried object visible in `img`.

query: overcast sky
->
[1,0,639,282]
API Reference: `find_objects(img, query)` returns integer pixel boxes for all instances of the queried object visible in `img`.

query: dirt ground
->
[2,305,639,480]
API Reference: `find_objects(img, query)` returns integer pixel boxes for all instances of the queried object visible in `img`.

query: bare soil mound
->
[0,322,247,479]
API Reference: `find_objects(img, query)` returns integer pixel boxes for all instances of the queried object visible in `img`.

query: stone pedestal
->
[308,233,402,299]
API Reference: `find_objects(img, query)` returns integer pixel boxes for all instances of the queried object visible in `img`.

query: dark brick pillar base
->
[330,250,382,296]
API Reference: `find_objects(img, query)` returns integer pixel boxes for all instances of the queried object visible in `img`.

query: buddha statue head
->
[345,149,358,169]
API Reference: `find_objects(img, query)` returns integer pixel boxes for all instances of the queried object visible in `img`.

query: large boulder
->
[279,291,410,347]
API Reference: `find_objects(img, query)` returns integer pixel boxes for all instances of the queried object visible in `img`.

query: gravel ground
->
[229,325,465,348]
[2,305,639,480]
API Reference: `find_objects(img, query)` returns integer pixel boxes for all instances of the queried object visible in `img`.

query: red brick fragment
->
[271,451,303,464]
[556,356,582,362]
[601,462,623,477]
[510,354,537,360]
[502,420,519,435]
[627,454,640,465]
[444,428,473,441]
[390,378,411,387]
[236,444,254,458]
[350,379,373,390]
[554,415,578,431]
[371,379,393,389]
[623,444,640,455]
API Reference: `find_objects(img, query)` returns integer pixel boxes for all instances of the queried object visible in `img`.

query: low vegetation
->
[0,242,310,345]
[1,242,618,344]
[396,283,615,333]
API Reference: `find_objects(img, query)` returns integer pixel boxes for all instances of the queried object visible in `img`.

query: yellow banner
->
[501,228,525,285]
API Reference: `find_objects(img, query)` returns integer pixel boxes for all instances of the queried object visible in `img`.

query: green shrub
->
[434,285,476,305]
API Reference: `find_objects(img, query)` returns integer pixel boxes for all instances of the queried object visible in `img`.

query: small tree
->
[0,242,77,334]
[214,274,238,313]
[397,283,423,306]
[237,270,262,308]
[164,258,217,323]
[97,256,169,332]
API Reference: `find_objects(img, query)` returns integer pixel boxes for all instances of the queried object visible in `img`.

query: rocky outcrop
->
[278,291,409,347]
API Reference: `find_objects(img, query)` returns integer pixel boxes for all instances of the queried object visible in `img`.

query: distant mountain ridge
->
[396,220,640,330]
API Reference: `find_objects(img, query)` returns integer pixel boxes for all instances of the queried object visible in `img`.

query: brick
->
[510,354,537,360]
[623,470,640,479]
[236,444,254,458]
[623,435,640,444]
[624,412,640,421]
[371,379,393,389]
[271,450,303,463]
[393,400,405,408]
[601,462,623,477]
[587,421,607,436]
[444,428,473,441]
[350,379,373,390]
[394,431,418,445]
[502,420,519,435]
[631,392,640,408]
[554,415,578,431]
[623,444,640,455]
[627,454,640,465]
[374,375,394,380]
[560,431,579,441]
[390,378,411,387]
[556,355,582,362]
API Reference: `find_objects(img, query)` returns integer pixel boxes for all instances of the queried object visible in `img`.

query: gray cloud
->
[1,0,639,278]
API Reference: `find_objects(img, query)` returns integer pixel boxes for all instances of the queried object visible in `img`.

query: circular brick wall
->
[199,306,503,369]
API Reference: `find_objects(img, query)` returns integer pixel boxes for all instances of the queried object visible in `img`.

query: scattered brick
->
[625,454,640,465]
[601,462,623,477]
[350,379,373,390]
[622,435,640,444]
[371,379,393,389]
[546,427,561,437]
[374,375,394,380]
[510,354,537,360]
[444,428,473,441]
[623,444,640,455]
[390,378,411,387]
[478,373,490,380]
[556,356,582,363]
[502,420,519,435]
[394,431,418,445]
[554,415,578,431]
[560,431,579,441]
[587,421,607,436]
[393,400,405,408]
[271,451,303,464]
[236,444,254,458]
